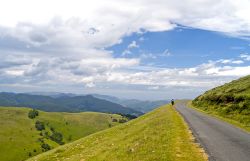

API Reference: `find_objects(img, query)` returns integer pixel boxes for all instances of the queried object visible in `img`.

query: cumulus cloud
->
[240,53,250,61]
[122,41,139,56]
[217,59,244,64]
[0,0,250,99]
[1,0,250,35]
[128,41,139,49]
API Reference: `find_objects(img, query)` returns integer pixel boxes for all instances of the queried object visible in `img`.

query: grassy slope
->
[192,75,250,131]
[0,107,123,161]
[29,105,207,161]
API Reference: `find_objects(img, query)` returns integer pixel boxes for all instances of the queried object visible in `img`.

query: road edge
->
[187,101,250,134]
[174,101,213,161]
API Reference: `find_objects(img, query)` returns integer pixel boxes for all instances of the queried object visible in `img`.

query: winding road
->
[175,101,250,161]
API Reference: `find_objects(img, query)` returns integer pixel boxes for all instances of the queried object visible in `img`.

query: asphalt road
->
[175,101,250,161]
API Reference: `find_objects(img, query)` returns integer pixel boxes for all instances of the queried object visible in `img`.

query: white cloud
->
[122,50,132,56]
[128,41,139,49]
[217,59,244,64]
[240,53,250,61]
[140,53,157,59]
[0,0,250,36]
[122,41,139,56]
[85,82,96,88]
[231,60,244,64]
[0,0,250,99]
[148,86,160,90]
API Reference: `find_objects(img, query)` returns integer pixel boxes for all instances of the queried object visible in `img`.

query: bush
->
[118,113,137,120]
[28,109,39,119]
[41,143,51,151]
[118,119,127,123]
[234,95,246,103]
[50,127,55,132]
[112,118,118,122]
[35,121,45,131]
[67,135,72,141]
[37,138,44,143]
[50,131,64,145]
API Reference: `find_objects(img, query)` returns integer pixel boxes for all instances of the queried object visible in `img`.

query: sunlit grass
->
[192,75,250,132]
[28,105,207,161]
[0,107,123,161]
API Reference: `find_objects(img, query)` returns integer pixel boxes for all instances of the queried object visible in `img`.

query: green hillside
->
[0,107,125,161]
[0,93,142,115]
[28,105,207,161]
[192,75,250,131]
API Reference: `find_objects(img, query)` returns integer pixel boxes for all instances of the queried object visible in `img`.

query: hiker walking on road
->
[171,99,175,106]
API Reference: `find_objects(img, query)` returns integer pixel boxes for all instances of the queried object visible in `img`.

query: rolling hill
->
[0,107,125,161]
[0,93,142,115]
[192,75,250,130]
[28,104,207,161]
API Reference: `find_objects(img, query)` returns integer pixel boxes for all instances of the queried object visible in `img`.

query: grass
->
[28,104,207,161]
[192,75,250,131]
[188,101,250,132]
[0,107,124,161]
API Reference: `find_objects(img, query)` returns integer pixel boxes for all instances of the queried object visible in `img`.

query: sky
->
[0,0,250,100]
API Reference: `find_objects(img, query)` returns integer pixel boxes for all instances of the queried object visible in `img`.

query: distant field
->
[28,105,207,161]
[0,107,124,161]
[192,75,250,132]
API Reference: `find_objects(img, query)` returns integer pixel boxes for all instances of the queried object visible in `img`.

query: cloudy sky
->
[0,0,250,100]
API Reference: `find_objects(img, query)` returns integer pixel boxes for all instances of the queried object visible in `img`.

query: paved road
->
[175,101,250,161]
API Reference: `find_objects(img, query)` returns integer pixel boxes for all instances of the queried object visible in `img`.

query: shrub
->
[118,113,137,120]
[234,95,246,103]
[118,119,127,123]
[67,135,72,141]
[112,118,118,122]
[41,143,51,151]
[35,121,45,131]
[28,109,39,119]
[50,127,55,132]
[37,138,44,143]
[50,131,64,145]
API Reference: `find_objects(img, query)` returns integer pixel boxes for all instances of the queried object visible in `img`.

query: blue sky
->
[111,27,250,68]
[0,0,250,100]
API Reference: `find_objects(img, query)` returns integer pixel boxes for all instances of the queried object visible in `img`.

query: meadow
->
[28,105,207,161]
[0,107,124,161]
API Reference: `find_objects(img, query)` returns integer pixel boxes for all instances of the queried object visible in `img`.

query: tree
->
[28,109,39,119]
[35,121,45,131]
[50,131,64,145]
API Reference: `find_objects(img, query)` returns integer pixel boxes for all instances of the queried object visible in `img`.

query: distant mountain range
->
[92,94,170,113]
[0,92,142,116]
